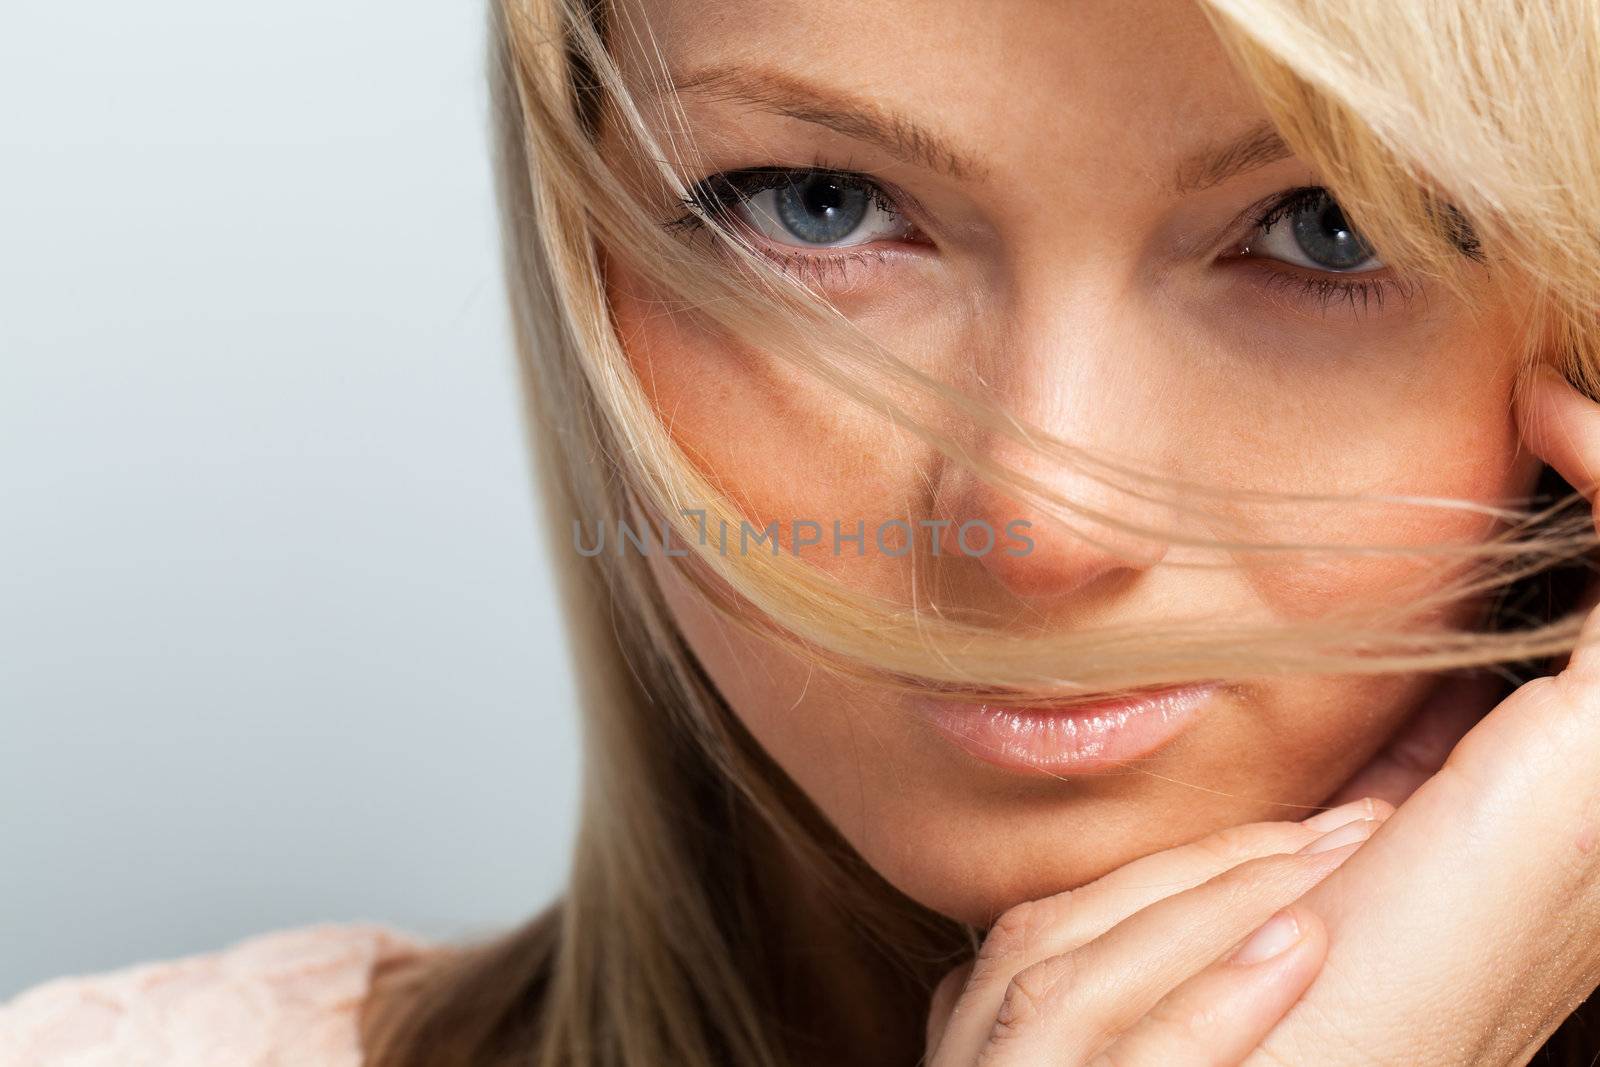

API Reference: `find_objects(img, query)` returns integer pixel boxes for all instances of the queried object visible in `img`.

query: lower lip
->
[916,683,1221,776]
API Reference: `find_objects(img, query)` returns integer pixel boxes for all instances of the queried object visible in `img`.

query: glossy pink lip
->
[915,682,1221,776]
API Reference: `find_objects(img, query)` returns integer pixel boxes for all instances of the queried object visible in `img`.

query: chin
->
[838,786,1242,927]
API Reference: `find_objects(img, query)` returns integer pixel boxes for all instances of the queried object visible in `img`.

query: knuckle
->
[990,955,1074,1046]
[978,896,1068,967]
[1208,850,1304,901]
[1142,988,1217,1047]
[1088,998,1209,1067]
[1083,1049,1124,1067]
[1247,1047,1303,1067]
[1191,820,1303,867]
[1192,822,1271,865]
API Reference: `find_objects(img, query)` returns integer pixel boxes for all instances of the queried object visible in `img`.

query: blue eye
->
[684,168,914,249]
[1247,188,1383,273]
[753,173,870,245]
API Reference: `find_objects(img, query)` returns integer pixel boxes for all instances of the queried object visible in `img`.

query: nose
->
[933,435,1174,601]
[929,286,1179,601]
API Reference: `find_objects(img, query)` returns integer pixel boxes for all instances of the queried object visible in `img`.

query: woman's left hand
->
[1240,364,1600,1065]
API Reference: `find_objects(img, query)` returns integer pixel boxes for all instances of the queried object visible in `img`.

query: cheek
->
[1202,327,1540,625]
[646,550,854,786]
[606,256,947,592]
[608,264,792,494]
[611,252,1544,923]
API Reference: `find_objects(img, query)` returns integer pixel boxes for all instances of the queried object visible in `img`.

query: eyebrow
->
[665,65,1295,194]
[667,65,985,181]
[1171,121,1294,193]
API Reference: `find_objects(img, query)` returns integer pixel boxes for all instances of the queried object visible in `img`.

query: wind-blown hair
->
[362,2,1600,1064]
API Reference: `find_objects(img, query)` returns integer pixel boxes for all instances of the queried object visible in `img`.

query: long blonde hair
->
[364,1,1600,1063]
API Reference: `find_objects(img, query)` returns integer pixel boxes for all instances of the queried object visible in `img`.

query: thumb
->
[925,959,975,1059]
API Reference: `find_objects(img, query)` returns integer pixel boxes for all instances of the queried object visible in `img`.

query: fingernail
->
[1229,909,1302,965]
[1300,797,1378,833]
[1297,817,1379,855]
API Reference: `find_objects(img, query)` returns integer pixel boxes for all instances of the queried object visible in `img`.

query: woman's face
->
[602,0,1542,925]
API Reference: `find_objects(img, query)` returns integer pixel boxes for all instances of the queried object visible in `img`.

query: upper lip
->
[928,680,1216,710]
[1011,682,1211,709]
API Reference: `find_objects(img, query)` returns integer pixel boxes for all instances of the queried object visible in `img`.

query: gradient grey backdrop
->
[0,1,581,997]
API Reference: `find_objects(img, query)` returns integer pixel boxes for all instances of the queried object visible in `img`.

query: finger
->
[1516,364,1600,677]
[925,961,972,1058]
[1232,371,1600,1065]
[927,805,1381,1066]
[962,820,1379,1066]
[1319,669,1506,809]
[1238,678,1600,1067]
[1516,363,1600,508]
[1244,624,1600,1048]
[1087,907,1328,1067]
[1517,366,1600,682]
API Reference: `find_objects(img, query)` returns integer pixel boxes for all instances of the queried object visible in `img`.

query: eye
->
[684,168,915,250]
[1243,188,1383,273]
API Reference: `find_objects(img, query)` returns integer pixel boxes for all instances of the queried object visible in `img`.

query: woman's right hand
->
[924,798,1392,1066]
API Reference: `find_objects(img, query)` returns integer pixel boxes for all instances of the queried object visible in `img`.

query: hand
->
[1235,364,1600,1065]
[924,801,1391,1066]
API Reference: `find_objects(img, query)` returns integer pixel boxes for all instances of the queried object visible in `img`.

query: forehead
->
[613,0,1270,174]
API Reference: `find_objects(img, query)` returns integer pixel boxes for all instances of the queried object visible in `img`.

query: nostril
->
[928,438,1178,601]
[983,522,1165,600]
[957,494,1173,601]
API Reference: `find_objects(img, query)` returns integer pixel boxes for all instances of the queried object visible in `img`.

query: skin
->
[605,0,1538,917]
[589,0,1600,1062]
[917,378,1600,1065]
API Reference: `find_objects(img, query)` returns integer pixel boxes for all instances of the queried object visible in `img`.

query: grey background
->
[1,1,581,997]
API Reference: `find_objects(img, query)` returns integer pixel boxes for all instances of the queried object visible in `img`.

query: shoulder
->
[0,922,433,1067]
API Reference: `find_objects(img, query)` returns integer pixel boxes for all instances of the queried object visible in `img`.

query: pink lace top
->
[0,923,432,1067]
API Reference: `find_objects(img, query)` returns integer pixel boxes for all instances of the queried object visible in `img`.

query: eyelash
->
[666,164,908,284]
[1251,268,1406,311]
[1236,185,1483,310]
[666,169,1478,309]
[1239,186,1395,310]
[671,164,899,229]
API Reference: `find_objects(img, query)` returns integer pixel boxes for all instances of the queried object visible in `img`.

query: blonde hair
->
[363,1,1600,1064]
